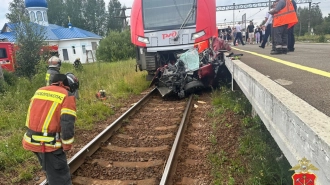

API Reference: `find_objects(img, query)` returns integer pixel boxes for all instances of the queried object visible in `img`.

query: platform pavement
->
[231,42,330,116]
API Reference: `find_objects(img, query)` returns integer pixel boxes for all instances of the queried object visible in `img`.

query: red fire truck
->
[0,42,15,72]
[0,40,59,72]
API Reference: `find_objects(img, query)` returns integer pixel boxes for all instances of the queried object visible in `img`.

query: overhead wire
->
[247,7,268,19]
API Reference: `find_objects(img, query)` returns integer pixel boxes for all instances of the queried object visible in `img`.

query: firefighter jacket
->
[45,68,60,86]
[22,85,76,153]
[273,0,298,28]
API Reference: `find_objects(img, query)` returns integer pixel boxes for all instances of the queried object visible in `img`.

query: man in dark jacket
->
[288,0,297,52]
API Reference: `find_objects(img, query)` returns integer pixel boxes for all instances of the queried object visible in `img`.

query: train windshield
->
[142,0,196,30]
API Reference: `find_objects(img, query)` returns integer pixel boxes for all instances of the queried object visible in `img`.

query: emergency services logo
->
[290,157,318,185]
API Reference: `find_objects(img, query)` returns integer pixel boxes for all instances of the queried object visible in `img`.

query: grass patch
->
[209,87,293,184]
[0,59,149,183]
[296,34,330,43]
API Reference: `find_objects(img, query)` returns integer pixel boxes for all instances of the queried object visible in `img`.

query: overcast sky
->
[1,0,330,28]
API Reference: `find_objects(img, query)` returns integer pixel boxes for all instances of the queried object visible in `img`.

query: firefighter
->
[22,73,79,185]
[73,58,81,69]
[45,56,61,86]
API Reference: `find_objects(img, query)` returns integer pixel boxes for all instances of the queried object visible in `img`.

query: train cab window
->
[142,0,196,30]
[0,48,8,59]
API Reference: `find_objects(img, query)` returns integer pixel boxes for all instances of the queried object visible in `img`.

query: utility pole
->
[114,7,131,32]
[233,3,235,27]
[308,2,311,35]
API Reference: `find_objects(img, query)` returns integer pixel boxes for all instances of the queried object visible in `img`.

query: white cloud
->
[0,0,11,28]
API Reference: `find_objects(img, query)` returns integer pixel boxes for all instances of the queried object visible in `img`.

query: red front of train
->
[131,0,216,74]
[131,0,219,98]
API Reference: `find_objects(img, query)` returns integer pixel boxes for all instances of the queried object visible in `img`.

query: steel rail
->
[159,95,194,185]
[40,88,156,185]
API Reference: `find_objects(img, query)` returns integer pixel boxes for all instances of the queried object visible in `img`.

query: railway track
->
[40,88,194,185]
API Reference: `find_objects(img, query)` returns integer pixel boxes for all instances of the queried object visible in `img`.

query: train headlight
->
[191,30,206,40]
[137,36,150,44]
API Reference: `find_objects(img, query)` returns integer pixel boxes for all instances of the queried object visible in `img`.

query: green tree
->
[315,13,330,35]
[295,5,323,36]
[96,29,135,62]
[65,0,87,29]
[6,0,28,23]
[84,0,107,36]
[107,0,122,32]
[14,20,46,78]
[47,0,66,26]
[310,5,323,34]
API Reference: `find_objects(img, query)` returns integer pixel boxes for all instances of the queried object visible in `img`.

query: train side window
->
[0,48,8,59]
[72,46,76,54]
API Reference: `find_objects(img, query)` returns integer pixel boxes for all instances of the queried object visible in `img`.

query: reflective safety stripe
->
[24,133,62,148]
[32,90,65,104]
[25,102,33,127]
[61,108,77,117]
[42,102,59,134]
[45,73,50,86]
[62,137,74,144]
[31,135,55,143]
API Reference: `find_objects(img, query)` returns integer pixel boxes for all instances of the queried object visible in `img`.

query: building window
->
[91,42,97,50]
[36,11,43,21]
[30,12,36,22]
[43,12,48,22]
[72,46,76,54]
[82,45,86,54]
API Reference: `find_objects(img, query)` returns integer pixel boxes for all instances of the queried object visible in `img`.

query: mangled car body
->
[130,0,238,97]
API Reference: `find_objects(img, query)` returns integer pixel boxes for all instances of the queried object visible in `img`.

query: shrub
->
[0,80,7,93]
[3,70,18,86]
[96,29,135,62]
[318,35,326,43]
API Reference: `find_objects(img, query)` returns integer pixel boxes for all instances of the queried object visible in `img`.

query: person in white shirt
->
[233,22,245,46]
[259,6,274,49]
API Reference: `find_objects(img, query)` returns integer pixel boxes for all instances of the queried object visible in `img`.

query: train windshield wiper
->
[173,0,196,41]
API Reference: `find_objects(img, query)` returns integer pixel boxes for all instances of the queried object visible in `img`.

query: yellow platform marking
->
[233,47,330,78]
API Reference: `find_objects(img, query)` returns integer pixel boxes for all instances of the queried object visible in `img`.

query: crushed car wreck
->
[150,37,242,98]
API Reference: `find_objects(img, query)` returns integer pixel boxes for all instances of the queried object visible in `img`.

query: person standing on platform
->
[247,21,255,44]
[269,0,298,54]
[260,4,274,49]
[233,22,245,46]
[288,0,297,52]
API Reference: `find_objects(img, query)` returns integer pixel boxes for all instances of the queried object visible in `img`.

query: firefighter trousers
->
[34,148,72,185]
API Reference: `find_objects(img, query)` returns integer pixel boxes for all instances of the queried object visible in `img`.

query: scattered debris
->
[95,90,107,100]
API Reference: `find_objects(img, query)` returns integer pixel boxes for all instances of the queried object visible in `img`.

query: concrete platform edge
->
[225,57,330,185]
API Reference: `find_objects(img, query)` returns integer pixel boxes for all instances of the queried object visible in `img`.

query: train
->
[131,0,229,98]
